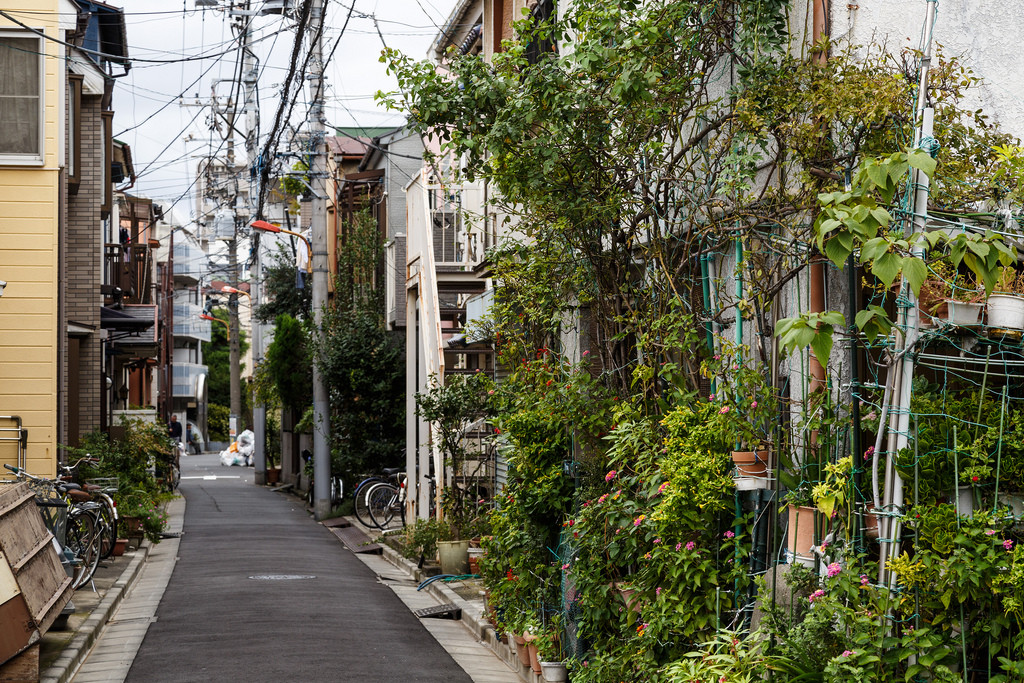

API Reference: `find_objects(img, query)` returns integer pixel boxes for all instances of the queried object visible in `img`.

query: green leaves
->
[775,311,846,369]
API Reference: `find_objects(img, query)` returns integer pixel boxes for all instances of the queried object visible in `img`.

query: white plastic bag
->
[236,429,255,466]
[220,449,246,466]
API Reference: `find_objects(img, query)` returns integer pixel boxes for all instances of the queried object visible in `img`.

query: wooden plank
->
[0,642,39,683]
[0,597,36,668]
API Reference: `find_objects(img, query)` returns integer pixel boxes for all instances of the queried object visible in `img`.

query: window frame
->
[67,73,82,186]
[0,30,46,166]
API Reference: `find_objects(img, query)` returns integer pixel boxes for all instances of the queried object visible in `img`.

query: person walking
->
[168,414,183,442]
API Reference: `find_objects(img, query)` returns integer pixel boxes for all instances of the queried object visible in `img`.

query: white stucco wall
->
[834,1,1024,138]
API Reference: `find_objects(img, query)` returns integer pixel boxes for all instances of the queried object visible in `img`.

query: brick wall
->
[64,94,104,441]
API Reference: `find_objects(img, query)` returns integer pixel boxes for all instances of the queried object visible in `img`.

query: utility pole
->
[235,0,266,485]
[309,0,330,520]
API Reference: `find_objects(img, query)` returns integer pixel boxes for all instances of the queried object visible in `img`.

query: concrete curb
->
[39,541,152,683]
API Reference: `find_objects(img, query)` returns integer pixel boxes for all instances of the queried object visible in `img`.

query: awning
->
[100,305,154,331]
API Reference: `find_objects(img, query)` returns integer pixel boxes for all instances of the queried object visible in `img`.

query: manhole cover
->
[249,574,317,581]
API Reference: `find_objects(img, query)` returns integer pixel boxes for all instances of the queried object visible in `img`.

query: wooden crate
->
[0,484,73,666]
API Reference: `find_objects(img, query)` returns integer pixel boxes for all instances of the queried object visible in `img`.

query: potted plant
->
[537,621,566,682]
[942,265,985,326]
[987,266,1024,331]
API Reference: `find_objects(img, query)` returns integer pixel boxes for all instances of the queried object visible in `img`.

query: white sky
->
[116,0,458,226]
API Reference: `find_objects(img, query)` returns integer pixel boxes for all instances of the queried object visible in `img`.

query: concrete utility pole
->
[235,1,267,485]
[309,0,331,520]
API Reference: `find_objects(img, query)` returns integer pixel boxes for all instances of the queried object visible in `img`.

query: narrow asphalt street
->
[114,453,474,682]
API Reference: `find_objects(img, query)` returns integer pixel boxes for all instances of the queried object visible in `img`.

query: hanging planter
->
[987,294,1024,331]
[945,300,984,326]
[731,450,772,478]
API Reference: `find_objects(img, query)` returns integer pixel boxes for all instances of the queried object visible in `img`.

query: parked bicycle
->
[301,449,343,509]
[57,458,118,560]
[4,463,104,589]
[365,470,407,530]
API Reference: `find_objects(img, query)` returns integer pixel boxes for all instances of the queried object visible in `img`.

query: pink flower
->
[598,494,608,504]
[866,411,877,421]
[685,541,696,550]
[841,650,854,658]
[675,543,682,551]
[656,587,662,596]
[985,529,997,536]
[582,350,590,357]
[653,538,661,544]
[860,575,869,586]
[709,393,715,401]
[809,589,825,603]
[827,562,842,578]
[820,540,829,551]
[724,530,735,538]
[719,406,730,414]
[751,401,758,409]
[1005,539,1015,551]
[605,470,617,482]
[657,481,669,495]
[633,515,645,526]
[561,563,570,570]
[713,355,720,360]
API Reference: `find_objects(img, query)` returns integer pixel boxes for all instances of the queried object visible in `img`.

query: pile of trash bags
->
[219,429,255,467]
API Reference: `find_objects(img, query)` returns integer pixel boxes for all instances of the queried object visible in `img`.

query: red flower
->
[972,475,980,482]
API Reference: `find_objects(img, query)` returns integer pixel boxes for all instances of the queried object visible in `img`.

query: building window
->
[68,74,82,187]
[0,33,44,164]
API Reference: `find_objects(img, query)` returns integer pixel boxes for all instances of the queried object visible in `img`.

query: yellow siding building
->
[0,1,76,476]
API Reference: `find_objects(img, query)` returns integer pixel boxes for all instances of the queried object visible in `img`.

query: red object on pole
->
[250,219,280,233]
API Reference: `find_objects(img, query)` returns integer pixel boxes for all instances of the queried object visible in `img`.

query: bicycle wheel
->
[330,476,343,509]
[97,500,117,560]
[353,477,382,528]
[367,483,398,529]
[67,510,101,589]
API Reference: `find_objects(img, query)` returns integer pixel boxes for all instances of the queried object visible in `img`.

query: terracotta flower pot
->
[266,467,281,484]
[731,450,772,478]
[527,642,542,674]
[112,538,128,556]
[513,635,530,667]
[787,506,816,566]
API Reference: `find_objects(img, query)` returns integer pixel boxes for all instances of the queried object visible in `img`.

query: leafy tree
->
[315,309,404,487]
[263,313,312,413]
[302,208,405,486]
[255,243,311,323]
[204,307,248,409]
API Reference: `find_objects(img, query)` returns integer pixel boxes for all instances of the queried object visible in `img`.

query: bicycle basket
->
[87,476,119,494]
[34,497,69,546]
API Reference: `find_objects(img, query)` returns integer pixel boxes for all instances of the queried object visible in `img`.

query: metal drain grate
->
[413,603,462,620]
[248,574,317,581]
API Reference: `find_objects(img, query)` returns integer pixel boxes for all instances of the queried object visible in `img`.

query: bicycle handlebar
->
[3,463,18,474]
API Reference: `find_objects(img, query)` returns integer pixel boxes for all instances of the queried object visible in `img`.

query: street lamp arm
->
[250,220,313,273]
[200,314,231,341]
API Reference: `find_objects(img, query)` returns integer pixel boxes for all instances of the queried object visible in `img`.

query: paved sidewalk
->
[67,497,184,683]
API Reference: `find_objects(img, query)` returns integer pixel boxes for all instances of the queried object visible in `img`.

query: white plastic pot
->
[437,540,470,575]
[945,300,984,326]
[987,294,1024,330]
[540,662,568,682]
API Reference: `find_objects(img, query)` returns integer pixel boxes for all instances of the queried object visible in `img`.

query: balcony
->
[173,303,211,342]
[173,241,206,284]
[104,243,155,304]
[172,362,207,399]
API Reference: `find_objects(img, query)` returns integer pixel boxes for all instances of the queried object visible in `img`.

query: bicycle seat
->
[382,467,403,476]
[62,482,82,491]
